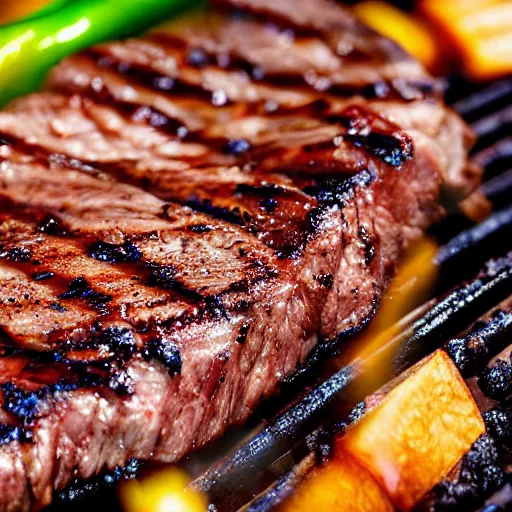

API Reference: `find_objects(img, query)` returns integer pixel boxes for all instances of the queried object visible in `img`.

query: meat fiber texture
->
[0,0,478,509]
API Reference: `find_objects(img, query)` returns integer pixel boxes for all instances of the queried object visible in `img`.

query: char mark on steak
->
[0,0,478,509]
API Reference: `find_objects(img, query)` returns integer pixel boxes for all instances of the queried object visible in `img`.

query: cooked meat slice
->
[0,0,479,509]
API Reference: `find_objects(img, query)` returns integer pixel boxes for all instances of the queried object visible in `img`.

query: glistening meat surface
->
[0,0,478,509]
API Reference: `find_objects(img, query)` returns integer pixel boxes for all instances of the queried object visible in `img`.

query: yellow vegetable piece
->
[341,350,485,511]
[353,1,438,69]
[280,452,394,512]
[121,468,207,512]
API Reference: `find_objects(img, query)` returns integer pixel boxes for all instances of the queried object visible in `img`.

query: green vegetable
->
[0,0,192,106]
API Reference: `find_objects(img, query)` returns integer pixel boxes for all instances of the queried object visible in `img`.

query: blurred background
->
[1,0,511,82]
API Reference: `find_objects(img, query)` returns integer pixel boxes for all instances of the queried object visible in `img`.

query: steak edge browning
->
[0,0,478,509]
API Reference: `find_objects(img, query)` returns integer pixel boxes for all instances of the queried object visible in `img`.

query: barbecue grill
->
[1,1,509,510]
[46,73,512,512]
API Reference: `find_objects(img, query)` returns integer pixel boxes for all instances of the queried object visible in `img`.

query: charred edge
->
[0,245,33,263]
[145,262,203,301]
[282,294,379,390]
[327,106,414,167]
[235,183,286,197]
[57,458,141,503]
[142,338,181,376]
[185,199,244,226]
[303,169,376,207]
[298,170,376,256]
[88,240,143,264]
[235,183,287,215]
[188,223,215,233]
[445,310,512,378]
[49,302,68,313]
[1,375,106,432]
[107,364,136,396]
[204,295,228,320]
[236,319,253,344]
[37,215,71,236]
[32,270,55,281]
[88,49,226,105]
[59,326,138,358]
[433,434,504,510]
[98,326,138,355]
[59,277,113,312]
[0,424,21,445]
[314,273,333,289]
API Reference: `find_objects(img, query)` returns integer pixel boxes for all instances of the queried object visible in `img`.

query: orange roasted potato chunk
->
[280,452,393,512]
[340,349,485,511]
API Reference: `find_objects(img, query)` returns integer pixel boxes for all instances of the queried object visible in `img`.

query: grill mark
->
[69,74,255,160]
[0,186,278,307]
[3,63,409,263]
[0,211,204,325]
[142,338,182,376]
[144,262,203,301]
[1,122,383,266]
[86,48,223,105]
[70,57,414,171]
[213,1,406,64]
[0,233,201,310]
[0,213,280,350]
[88,240,143,264]
[54,51,415,179]
[149,31,436,103]
[0,424,21,445]
[184,199,244,225]
[62,74,188,139]
[59,277,113,313]
[303,169,377,207]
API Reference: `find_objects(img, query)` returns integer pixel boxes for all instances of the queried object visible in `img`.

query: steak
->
[0,0,478,509]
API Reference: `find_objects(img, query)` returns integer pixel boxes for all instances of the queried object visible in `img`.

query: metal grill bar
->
[452,78,512,119]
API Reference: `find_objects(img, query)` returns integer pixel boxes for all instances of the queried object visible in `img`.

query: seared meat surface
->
[0,0,477,509]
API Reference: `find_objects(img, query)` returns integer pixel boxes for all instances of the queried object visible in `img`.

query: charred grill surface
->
[0,0,477,509]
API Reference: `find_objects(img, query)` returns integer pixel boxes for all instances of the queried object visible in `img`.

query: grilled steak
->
[0,0,478,509]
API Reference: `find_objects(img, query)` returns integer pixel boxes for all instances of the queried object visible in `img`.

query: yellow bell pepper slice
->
[353,1,438,70]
